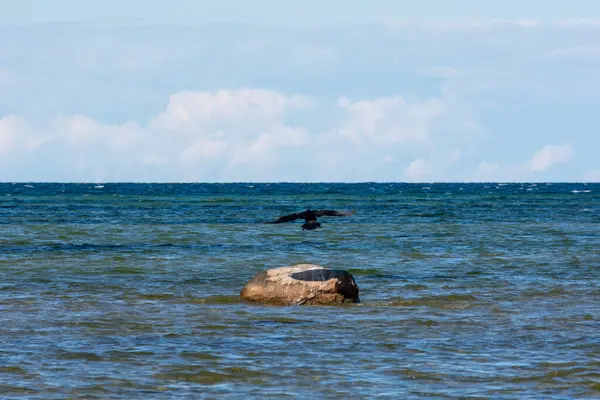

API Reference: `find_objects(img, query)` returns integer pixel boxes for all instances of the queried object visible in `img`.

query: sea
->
[1,182,599,399]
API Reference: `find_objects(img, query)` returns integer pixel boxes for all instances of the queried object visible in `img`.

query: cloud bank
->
[529,143,574,172]
[1,88,470,182]
[2,86,582,182]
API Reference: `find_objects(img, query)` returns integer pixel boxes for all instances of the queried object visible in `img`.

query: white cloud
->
[149,89,311,133]
[0,116,17,153]
[229,125,308,167]
[404,158,433,181]
[337,95,445,145]
[51,115,143,151]
[180,138,228,164]
[555,19,600,28]
[474,161,500,179]
[385,18,600,32]
[472,143,577,182]
[385,18,544,32]
[548,43,600,58]
[1,82,585,183]
[529,143,574,172]
[0,115,39,153]
[147,89,312,175]
[0,88,317,181]
[0,75,490,182]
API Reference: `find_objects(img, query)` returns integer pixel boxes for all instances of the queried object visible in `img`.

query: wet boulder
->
[240,264,360,305]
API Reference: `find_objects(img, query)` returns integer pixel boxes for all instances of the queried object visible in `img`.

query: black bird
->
[266,208,357,230]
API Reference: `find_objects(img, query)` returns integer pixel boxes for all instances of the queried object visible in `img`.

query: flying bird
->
[266,208,357,230]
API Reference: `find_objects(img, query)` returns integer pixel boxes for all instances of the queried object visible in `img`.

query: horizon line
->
[1,181,597,185]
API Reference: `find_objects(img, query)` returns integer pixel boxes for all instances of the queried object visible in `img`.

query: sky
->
[0,1,599,182]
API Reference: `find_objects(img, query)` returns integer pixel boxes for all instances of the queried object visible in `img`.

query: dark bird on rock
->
[266,209,357,230]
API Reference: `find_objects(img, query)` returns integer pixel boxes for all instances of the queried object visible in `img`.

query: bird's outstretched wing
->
[314,210,357,217]
[265,211,307,224]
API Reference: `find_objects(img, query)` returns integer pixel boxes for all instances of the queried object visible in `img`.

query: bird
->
[265,208,357,230]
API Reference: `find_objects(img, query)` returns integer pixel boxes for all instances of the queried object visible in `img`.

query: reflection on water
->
[0,183,599,399]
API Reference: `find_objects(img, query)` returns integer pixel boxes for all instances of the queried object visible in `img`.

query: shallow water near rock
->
[1,182,599,399]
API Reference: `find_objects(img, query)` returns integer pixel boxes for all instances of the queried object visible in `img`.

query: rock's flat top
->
[240,264,360,306]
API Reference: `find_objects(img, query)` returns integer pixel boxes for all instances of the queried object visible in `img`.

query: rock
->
[240,263,360,305]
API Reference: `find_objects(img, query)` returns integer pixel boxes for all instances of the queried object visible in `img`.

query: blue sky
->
[0,1,599,182]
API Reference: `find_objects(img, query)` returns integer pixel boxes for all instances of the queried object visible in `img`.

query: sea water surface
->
[1,182,599,399]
